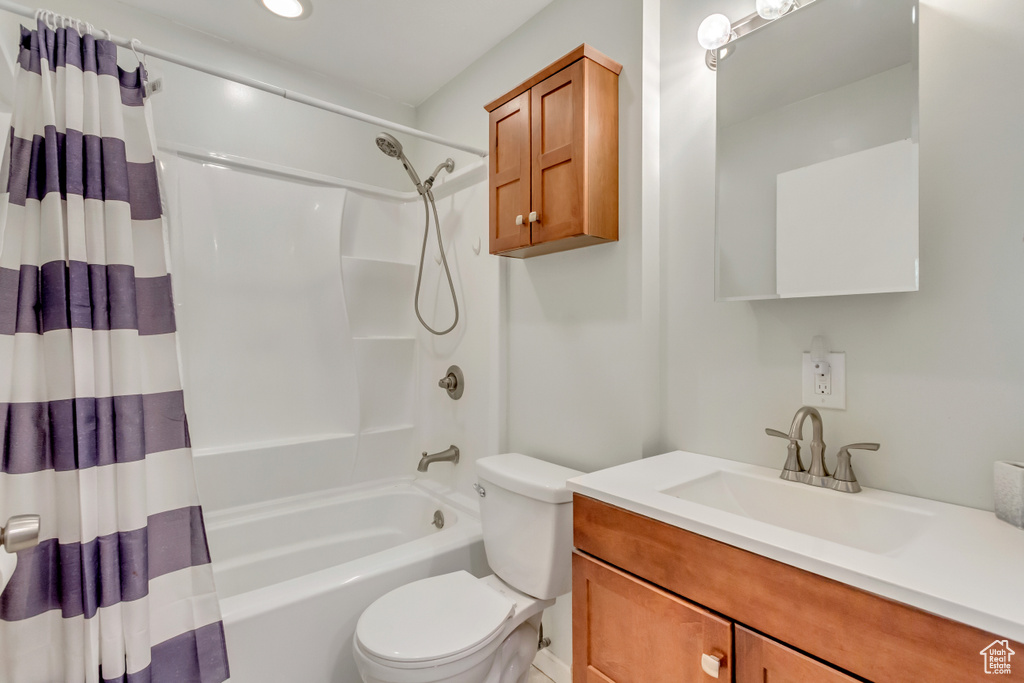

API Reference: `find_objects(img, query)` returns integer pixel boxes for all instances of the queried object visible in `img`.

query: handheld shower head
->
[375,132,423,192]
[375,133,402,158]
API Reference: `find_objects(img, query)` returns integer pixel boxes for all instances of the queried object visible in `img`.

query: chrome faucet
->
[789,406,830,487]
[417,445,459,472]
[766,406,829,487]
[767,408,881,493]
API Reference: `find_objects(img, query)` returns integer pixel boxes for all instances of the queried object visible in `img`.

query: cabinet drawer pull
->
[515,214,524,225]
[701,652,722,678]
[528,211,538,223]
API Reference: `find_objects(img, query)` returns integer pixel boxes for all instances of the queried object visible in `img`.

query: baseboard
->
[533,648,571,683]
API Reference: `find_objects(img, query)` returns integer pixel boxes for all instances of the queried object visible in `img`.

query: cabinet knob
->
[701,652,722,678]
[528,211,538,223]
[515,214,524,226]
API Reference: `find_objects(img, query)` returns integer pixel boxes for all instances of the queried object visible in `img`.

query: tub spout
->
[418,445,459,472]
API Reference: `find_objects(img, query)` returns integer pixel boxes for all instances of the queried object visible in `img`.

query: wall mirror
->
[714,0,919,301]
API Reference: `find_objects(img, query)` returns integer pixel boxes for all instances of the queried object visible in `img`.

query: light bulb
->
[261,0,306,19]
[756,0,794,20]
[697,14,734,51]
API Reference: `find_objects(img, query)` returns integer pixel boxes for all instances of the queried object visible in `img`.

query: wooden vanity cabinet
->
[573,494,1024,683]
[734,626,859,683]
[573,552,732,683]
[484,44,621,258]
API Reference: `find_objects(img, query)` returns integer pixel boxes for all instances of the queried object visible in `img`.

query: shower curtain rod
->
[0,0,489,158]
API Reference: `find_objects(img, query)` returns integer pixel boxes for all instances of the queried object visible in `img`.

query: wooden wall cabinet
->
[484,45,621,258]
[573,494,1024,683]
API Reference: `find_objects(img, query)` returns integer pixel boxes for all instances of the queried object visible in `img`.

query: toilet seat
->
[355,571,515,669]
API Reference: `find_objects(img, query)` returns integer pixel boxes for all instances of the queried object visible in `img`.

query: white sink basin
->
[662,470,933,555]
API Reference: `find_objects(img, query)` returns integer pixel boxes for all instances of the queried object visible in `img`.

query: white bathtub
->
[204,478,488,683]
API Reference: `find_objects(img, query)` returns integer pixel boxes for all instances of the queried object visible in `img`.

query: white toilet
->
[353,453,583,683]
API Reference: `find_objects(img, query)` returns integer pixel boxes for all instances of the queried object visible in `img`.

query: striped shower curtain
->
[0,19,229,683]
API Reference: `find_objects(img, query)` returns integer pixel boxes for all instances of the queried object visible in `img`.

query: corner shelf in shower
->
[352,338,416,434]
[341,257,418,338]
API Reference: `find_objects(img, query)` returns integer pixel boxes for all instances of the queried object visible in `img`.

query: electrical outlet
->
[802,352,845,409]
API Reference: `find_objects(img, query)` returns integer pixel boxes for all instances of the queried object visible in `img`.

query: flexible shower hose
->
[414,190,459,335]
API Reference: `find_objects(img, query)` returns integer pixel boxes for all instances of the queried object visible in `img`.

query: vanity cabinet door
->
[735,626,859,683]
[572,551,732,683]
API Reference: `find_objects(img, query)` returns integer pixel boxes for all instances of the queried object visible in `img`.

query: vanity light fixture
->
[699,0,816,70]
[756,0,796,20]
[260,0,312,20]
[697,13,734,51]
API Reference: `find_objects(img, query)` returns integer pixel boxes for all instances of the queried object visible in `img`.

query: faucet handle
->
[766,428,806,482]
[830,443,881,493]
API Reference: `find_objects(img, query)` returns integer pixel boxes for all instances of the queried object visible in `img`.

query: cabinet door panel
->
[572,551,732,683]
[736,626,859,683]
[489,92,531,253]
[531,60,586,244]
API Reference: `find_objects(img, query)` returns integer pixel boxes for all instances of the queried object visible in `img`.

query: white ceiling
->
[114,0,558,107]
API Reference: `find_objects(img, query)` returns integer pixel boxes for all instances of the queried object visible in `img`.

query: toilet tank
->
[475,453,584,600]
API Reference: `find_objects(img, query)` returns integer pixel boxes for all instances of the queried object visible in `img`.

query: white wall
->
[417,0,648,668]
[661,0,1024,511]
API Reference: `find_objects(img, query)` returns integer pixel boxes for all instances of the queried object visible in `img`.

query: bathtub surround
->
[0,19,226,682]
[158,143,496,679]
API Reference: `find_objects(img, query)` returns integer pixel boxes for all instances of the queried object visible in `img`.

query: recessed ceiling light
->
[260,0,312,20]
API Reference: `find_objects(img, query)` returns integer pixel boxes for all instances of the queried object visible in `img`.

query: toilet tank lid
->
[476,453,584,504]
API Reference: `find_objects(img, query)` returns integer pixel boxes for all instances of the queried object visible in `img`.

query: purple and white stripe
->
[0,20,228,683]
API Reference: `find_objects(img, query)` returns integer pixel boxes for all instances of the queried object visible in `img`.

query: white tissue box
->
[994,461,1024,529]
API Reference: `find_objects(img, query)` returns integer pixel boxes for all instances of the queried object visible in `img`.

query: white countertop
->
[568,450,1024,643]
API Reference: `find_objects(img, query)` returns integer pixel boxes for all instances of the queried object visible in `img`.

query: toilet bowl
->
[353,454,582,683]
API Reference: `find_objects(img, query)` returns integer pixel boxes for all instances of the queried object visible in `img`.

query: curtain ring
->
[129,38,147,68]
